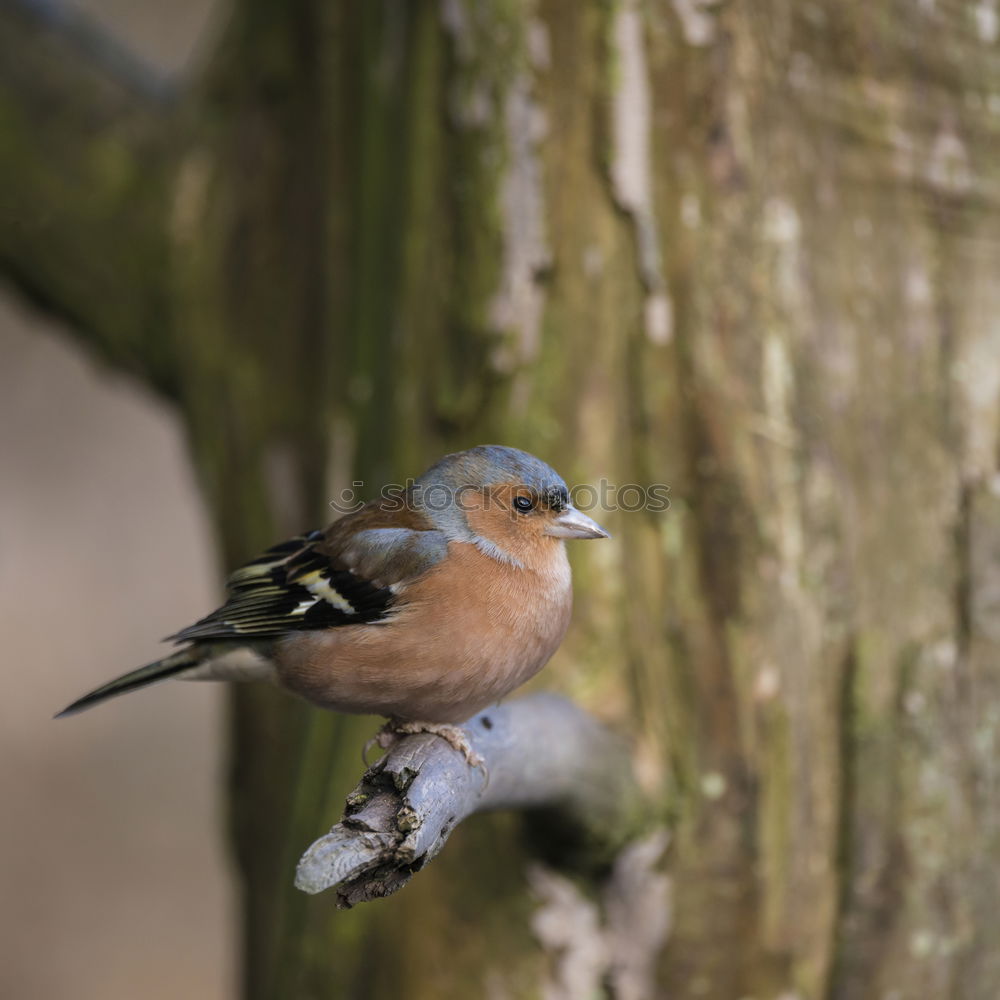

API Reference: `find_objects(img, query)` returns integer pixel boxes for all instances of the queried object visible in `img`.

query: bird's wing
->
[168,502,448,643]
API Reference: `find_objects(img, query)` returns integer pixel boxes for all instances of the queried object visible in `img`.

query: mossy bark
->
[4,0,1000,997]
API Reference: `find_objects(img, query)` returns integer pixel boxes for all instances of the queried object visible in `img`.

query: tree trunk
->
[3,0,1000,997]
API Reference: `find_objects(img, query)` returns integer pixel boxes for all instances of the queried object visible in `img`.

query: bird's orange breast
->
[273,539,572,722]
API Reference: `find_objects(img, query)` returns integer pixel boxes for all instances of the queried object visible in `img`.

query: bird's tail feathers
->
[55,648,201,718]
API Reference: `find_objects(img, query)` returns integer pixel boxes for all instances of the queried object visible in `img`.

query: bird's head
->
[415,445,608,567]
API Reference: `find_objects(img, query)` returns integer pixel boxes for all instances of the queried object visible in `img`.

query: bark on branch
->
[295,694,641,908]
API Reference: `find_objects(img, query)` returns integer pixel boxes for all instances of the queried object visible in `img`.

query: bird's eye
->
[513,495,535,513]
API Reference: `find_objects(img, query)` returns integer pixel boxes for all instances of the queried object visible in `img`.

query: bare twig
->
[295,693,641,908]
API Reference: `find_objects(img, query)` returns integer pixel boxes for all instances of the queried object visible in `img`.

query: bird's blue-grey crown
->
[414,445,569,539]
[419,445,566,493]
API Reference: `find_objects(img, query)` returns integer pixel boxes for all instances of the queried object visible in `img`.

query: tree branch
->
[0,0,182,396]
[295,694,641,908]
[6,0,178,100]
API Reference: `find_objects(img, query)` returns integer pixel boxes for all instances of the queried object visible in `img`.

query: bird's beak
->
[544,506,610,540]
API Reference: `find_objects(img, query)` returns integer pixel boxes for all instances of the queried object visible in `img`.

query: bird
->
[57,445,609,764]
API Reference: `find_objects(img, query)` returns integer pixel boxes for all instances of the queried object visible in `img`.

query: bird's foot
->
[363,719,486,778]
[390,720,485,770]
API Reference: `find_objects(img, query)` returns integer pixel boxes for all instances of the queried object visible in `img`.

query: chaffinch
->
[58,446,608,760]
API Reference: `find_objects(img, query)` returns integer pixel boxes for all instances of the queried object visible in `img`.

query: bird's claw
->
[364,719,488,785]
[361,731,388,767]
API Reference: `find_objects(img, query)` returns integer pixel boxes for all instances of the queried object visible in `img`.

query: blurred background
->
[0,272,231,999]
[0,2,231,998]
[4,1,1000,999]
